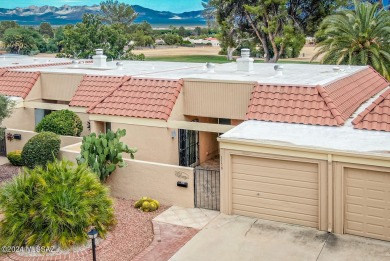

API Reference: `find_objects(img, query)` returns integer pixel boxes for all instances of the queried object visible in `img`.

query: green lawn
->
[145,55,318,64]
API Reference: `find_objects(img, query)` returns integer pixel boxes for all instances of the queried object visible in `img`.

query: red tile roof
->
[246,85,343,126]
[322,67,388,121]
[69,75,130,107]
[352,89,390,131]
[0,71,40,98]
[88,78,184,121]
[246,67,389,126]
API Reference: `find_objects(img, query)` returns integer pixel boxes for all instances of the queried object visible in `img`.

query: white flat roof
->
[221,120,390,155]
[14,58,367,85]
[0,55,71,68]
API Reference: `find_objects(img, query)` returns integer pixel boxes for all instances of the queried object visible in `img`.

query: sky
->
[0,0,204,13]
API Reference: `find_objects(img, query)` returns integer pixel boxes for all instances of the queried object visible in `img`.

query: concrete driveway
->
[170,214,390,261]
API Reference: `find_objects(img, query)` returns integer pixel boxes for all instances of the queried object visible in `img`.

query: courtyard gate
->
[194,167,220,211]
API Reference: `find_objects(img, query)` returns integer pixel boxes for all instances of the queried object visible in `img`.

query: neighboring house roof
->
[88,78,183,121]
[69,75,130,108]
[352,89,390,132]
[246,67,389,126]
[0,71,40,98]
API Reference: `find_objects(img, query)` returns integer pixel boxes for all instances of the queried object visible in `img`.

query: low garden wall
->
[5,128,82,152]
[60,145,195,208]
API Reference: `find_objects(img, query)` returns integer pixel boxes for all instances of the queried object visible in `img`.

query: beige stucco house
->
[1,51,390,242]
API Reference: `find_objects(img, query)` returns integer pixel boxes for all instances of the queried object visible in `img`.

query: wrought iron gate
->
[194,167,220,211]
[178,129,199,167]
[0,128,6,156]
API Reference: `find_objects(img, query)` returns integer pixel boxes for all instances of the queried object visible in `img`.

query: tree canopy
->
[206,0,348,62]
[59,14,134,59]
[100,0,138,26]
[314,0,390,79]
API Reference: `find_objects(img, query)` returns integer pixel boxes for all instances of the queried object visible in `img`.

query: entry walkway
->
[132,206,219,261]
[170,214,390,261]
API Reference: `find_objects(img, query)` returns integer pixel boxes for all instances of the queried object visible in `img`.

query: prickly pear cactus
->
[134,197,160,212]
[77,129,137,181]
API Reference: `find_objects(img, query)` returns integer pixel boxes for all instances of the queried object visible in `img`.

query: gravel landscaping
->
[0,163,21,183]
[0,198,168,261]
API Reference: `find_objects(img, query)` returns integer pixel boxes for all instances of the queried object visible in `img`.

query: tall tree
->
[313,0,390,79]
[0,21,19,39]
[3,27,36,54]
[0,95,15,140]
[206,0,347,62]
[59,14,135,59]
[38,22,54,38]
[100,0,138,26]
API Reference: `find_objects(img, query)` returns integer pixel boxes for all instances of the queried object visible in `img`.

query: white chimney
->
[236,48,254,72]
[93,49,107,67]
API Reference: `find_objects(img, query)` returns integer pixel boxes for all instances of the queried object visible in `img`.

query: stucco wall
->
[75,112,91,136]
[41,73,84,102]
[111,123,179,165]
[5,129,82,153]
[199,131,219,163]
[59,146,195,208]
[106,160,194,208]
[3,108,36,131]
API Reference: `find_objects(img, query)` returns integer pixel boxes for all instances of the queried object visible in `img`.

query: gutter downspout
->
[327,154,333,232]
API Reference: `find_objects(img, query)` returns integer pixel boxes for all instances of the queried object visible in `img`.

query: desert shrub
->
[7,150,23,166]
[35,110,83,137]
[0,159,115,249]
[134,197,160,212]
[77,129,137,181]
[21,132,60,169]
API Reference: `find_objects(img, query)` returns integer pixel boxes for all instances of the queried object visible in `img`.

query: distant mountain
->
[0,5,206,27]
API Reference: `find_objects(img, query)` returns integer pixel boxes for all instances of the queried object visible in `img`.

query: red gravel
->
[0,198,168,261]
[0,164,21,184]
[92,198,168,261]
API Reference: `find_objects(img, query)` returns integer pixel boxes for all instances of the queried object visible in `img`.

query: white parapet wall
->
[60,144,195,208]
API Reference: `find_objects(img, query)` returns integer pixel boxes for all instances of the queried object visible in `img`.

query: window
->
[35,109,53,126]
[105,122,112,133]
[218,118,231,125]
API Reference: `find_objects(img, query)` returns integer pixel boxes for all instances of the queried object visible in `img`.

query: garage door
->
[344,168,390,241]
[231,155,319,228]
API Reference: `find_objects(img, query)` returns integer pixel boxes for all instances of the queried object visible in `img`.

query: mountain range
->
[0,5,206,27]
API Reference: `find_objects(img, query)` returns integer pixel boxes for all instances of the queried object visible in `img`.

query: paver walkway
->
[133,206,219,261]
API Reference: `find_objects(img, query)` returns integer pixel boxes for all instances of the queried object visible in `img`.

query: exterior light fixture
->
[87,228,98,261]
[171,130,177,139]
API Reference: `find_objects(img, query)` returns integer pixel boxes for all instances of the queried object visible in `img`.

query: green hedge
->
[35,110,83,137]
[21,132,61,169]
[7,150,23,166]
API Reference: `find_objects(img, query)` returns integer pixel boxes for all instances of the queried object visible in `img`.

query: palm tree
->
[313,0,390,79]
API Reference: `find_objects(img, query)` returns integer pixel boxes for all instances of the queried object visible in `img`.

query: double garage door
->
[231,155,319,228]
[229,154,390,241]
[344,168,390,241]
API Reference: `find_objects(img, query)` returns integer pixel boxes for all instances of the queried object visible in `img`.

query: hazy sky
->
[0,0,204,13]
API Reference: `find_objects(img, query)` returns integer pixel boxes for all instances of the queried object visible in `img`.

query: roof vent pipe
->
[72,60,79,68]
[274,64,284,76]
[116,61,124,70]
[237,48,254,72]
[206,62,215,73]
[93,49,107,67]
